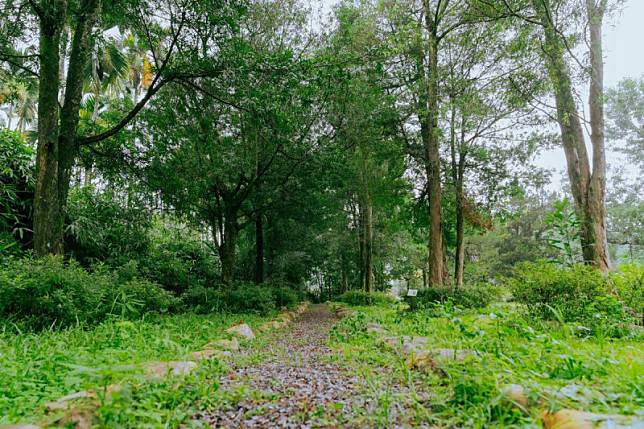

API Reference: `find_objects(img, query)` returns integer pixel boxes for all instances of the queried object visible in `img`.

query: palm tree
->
[123,32,153,102]
[0,76,37,133]
[84,39,129,121]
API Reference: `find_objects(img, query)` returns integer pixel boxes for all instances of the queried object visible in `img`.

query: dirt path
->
[197,304,429,428]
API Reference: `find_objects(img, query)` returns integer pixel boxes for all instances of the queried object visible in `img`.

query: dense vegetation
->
[0,0,642,427]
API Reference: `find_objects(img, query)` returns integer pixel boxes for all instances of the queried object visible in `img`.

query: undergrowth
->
[0,311,272,425]
[328,303,644,428]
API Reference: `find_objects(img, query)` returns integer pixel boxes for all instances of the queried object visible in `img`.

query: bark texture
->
[220,209,239,287]
[34,0,66,256]
[33,0,101,256]
[255,212,264,284]
[423,0,447,286]
[533,0,610,272]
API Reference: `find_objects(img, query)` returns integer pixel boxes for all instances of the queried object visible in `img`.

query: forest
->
[0,0,642,428]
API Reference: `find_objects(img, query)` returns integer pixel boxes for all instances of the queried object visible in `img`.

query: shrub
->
[0,129,33,243]
[0,256,179,331]
[407,283,499,311]
[110,278,179,318]
[509,261,607,320]
[610,264,644,324]
[453,283,500,308]
[140,224,219,294]
[181,284,227,314]
[336,290,395,306]
[271,286,300,309]
[0,256,110,330]
[508,261,634,337]
[65,188,151,267]
[227,281,276,314]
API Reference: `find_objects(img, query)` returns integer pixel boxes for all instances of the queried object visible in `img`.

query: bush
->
[0,256,178,331]
[508,261,634,337]
[271,286,300,309]
[509,262,607,320]
[610,264,644,324]
[181,284,226,314]
[407,283,499,311]
[140,224,219,295]
[65,188,151,267]
[0,256,111,330]
[227,281,276,314]
[110,278,179,318]
[336,290,395,306]
[0,129,33,244]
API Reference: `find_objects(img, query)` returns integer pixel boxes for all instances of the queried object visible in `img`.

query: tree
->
[477,0,614,272]
[442,10,555,286]
[0,0,242,256]
[142,23,322,285]
[605,76,644,173]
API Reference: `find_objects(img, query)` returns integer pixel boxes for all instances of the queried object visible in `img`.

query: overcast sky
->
[315,0,644,188]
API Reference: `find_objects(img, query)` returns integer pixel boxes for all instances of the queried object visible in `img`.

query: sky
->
[316,0,644,188]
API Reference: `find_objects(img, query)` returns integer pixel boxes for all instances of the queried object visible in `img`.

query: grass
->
[328,302,644,428]
[0,311,274,426]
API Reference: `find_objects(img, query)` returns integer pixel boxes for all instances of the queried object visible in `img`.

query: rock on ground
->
[226,323,256,340]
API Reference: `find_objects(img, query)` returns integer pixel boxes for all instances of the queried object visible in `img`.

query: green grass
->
[328,302,644,428]
[0,311,273,426]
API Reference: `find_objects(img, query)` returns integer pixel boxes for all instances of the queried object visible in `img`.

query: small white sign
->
[407,289,418,297]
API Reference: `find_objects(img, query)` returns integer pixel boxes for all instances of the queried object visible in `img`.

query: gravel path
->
[198,304,430,428]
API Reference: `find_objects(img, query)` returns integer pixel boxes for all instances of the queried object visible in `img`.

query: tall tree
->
[479,0,613,271]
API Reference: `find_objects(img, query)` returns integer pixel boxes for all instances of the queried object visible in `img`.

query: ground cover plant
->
[328,302,644,428]
[0,311,273,425]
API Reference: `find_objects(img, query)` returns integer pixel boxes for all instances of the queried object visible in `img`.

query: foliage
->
[406,284,500,311]
[65,187,151,267]
[0,256,178,331]
[610,264,644,324]
[270,285,300,309]
[605,77,644,173]
[544,198,582,266]
[0,129,33,241]
[0,311,272,424]
[181,285,227,314]
[509,261,634,337]
[336,290,395,306]
[140,223,219,295]
[227,282,277,315]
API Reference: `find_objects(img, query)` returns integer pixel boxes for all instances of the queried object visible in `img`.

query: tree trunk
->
[33,0,101,257]
[340,251,349,293]
[454,179,465,288]
[266,214,275,278]
[6,104,13,129]
[34,0,66,256]
[219,212,238,287]
[363,203,373,293]
[254,211,264,284]
[423,10,446,286]
[585,0,610,272]
[449,99,466,288]
[533,0,610,272]
[58,0,101,230]
[358,201,365,289]
[422,266,428,289]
